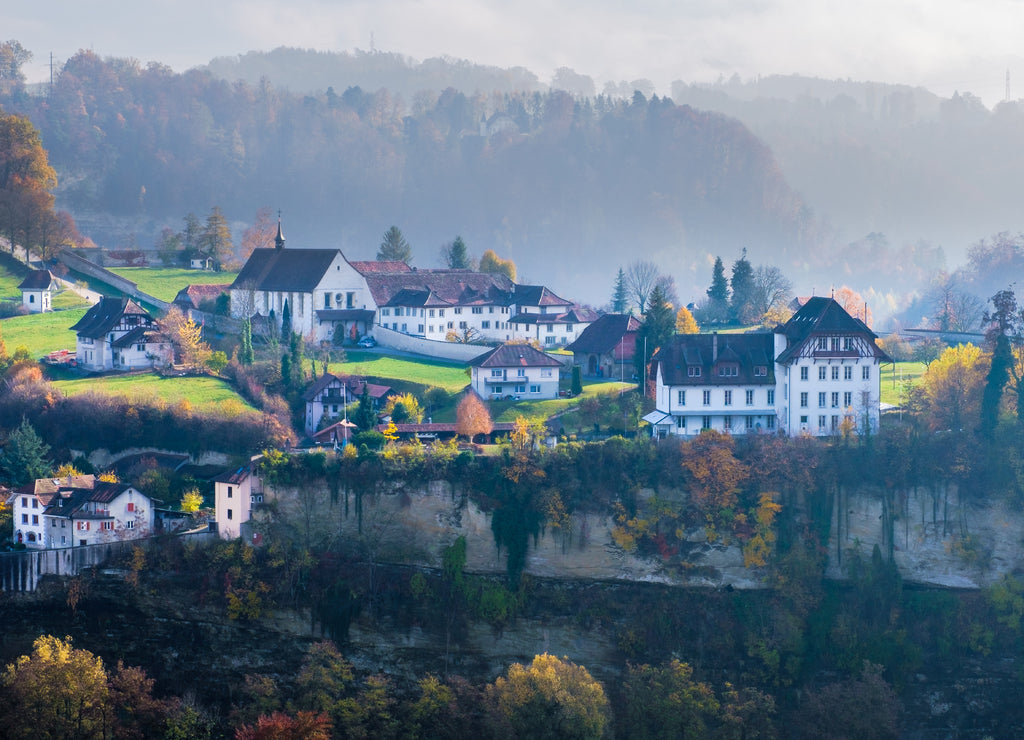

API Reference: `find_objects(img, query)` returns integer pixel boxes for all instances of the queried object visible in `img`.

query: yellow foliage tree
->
[382,420,399,444]
[915,343,988,432]
[479,249,517,281]
[680,431,749,537]
[382,392,423,423]
[743,492,782,567]
[180,489,204,513]
[676,306,700,334]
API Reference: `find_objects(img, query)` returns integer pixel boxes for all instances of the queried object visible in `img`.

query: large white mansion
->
[645,297,892,438]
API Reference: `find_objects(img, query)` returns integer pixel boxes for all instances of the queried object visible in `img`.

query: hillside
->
[3,50,814,307]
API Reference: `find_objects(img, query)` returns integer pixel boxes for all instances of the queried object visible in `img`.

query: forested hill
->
[2,50,818,304]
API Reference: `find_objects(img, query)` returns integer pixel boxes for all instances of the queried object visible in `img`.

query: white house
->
[213,459,265,541]
[229,220,593,347]
[38,480,154,548]
[301,373,393,437]
[8,474,97,547]
[18,269,55,313]
[646,297,891,438]
[469,343,564,401]
[69,297,171,372]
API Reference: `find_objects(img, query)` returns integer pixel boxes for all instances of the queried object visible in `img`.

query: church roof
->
[231,248,341,293]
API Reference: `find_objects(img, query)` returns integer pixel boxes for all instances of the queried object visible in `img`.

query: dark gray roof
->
[774,297,890,364]
[231,248,341,292]
[69,297,153,339]
[566,314,641,355]
[18,270,54,290]
[470,343,564,368]
[364,269,516,308]
[653,333,776,386]
[514,284,573,307]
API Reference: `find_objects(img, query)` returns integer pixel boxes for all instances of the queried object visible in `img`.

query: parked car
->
[357,336,377,348]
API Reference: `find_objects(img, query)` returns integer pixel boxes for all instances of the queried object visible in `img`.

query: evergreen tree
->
[289,331,304,388]
[280,299,292,339]
[443,236,471,269]
[378,225,412,263]
[0,418,51,486]
[280,352,291,390]
[240,318,254,365]
[611,268,628,313]
[981,333,1011,436]
[353,385,377,431]
[634,283,675,384]
[198,206,233,267]
[730,248,755,324]
[705,256,729,323]
[571,365,583,396]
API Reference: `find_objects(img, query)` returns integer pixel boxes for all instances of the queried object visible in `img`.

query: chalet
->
[18,269,56,313]
[69,297,171,372]
[469,343,564,400]
[302,373,393,436]
[566,313,641,378]
[646,297,891,438]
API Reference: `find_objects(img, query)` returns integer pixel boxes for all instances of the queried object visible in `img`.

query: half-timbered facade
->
[69,297,170,372]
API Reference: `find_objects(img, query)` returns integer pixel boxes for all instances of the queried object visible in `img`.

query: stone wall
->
[373,325,489,362]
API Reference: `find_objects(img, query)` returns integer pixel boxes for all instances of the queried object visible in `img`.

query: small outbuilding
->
[18,269,56,313]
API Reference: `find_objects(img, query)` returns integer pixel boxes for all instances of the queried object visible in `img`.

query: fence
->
[0,529,217,592]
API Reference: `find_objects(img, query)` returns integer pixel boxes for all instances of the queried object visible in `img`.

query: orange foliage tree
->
[680,431,749,537]
[455,392,492,443]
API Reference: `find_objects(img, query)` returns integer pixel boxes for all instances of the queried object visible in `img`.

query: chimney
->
[712,332,718,363]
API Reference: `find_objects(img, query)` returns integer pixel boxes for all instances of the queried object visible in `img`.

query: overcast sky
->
[7,0,1024,106]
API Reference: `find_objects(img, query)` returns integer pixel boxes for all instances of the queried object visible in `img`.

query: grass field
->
[107,267,238,302]
[1,308,87,357]
[51,373,255,414]
[330,351,470,394]
[490,380,635,422]
[880,361,926,407]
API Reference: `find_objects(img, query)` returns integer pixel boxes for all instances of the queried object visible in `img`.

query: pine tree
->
[612,268,628,313]
[634,283,675,384]
[378,225,412,263]
[198,206,233,267]
[354,385,377,431]
[981,333,1011,436]
[706,256,729,323]
[443,236,471,269]
[730,248,755,324]
[239,318,254,365]
[280,299,292,339]
[0,418,51,485]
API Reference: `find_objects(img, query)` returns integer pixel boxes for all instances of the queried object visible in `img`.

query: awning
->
[642,410,673,426]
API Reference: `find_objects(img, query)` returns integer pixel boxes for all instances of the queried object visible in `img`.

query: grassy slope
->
[2,308,87,357]
[50,374,255,414]
[107,267,238,302]
[880,361,926,406]
[330,351,470,394]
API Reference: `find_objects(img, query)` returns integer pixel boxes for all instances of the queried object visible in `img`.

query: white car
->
[357,336,377,348]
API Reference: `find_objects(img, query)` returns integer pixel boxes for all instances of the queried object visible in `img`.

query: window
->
[517,368,526,377]
[21,514,27,524]
[31,499,37,509]
[439,309,445,317]
[491,369,503,377]
[800,415,808,424]
[31,515,38,525]
[29,294,34,303]
[227,486,233,498]
[545,336,556,344]
[125,520,134,529]
[831,337,841,352]
[454,307,462,315]
[767,390,774,405]
[381,308,390,316]
[832,415,839,430]
[61,536,66,545]
[61,521,65,528]
[831,366,839,380]
[51,520,56,527]
[767,416,776,430]
[702,416,712,430]
[546,324,554,333]
[844,366,853,380]
[745,390,754,405]
[428,309,435,318]
[514,385,526,394]
[77,521,90,531]
[800,367,808,380]
[227,509,233,520]
[492,386,502,394]
[800,392,808,408]
[724,390,732,406]
[831,392,839,408]
[481,321,490,329]
[818,392,826,408]
[101,521,113,530]
[754,366,767,376]
[676,416,686,429]
[541,368,553,378]
[126,502,135,512]
[745,416,754,430]
[819,415,826,429]
[251,495,263,503]
[688,366,701,377]
[458,321,467,329]
[346,292,355,309]
[677,390,686,405]
[724,416,732,431]
[818,337,827,350]
[489,307,495,313]
[844,391,853,407]
[324,293,331,309]
[843,337,853,351]
[395,307,403,317]
[530,385,540,393]
[472,307,483,314]
[702,390,711,406]
[417,324,425,333]
[401,323,408,332]
[863,366,870,380]
[819,366,827,380]
[718,364,738,377]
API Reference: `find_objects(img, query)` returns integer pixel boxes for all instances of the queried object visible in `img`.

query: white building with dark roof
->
[69,297,170,372]
[646,297,891,438]
[18,269,56,313]
[469,343,564,400]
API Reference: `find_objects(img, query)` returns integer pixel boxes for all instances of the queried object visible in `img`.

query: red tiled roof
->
[350,260,413,275]
[566,314,641,356]
[173,284,231,309]
[470,343,564,368]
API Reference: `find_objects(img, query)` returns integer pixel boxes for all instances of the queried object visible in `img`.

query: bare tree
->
[928,272,985,333]
[625,260,660,314]
[749,265,794,320]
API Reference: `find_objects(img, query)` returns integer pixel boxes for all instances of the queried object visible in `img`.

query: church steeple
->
[275,211,285,250]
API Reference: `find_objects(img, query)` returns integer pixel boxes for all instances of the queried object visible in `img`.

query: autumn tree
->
[749,264,793,321]
[240,206,277,264]
[235,712,333,740]
[928,272,984,332]
[620,660,720,740]
[441,235,472,269]
[676,305,699,334]
[486,654,610,740]
[382,392,424,423]
[159,306,212,369]
[834,285,872,327]
[479,249,516,281]
[198,206,233,267]
[795,662,900,740]
[0,40,31,96]
[913,343,987,432]
[378,225,411,263]
[455,391,492,442]
[0,635,109,740]
[680,431,749,535]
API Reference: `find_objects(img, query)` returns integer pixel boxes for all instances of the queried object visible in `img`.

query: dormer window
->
[754,366,767,376]
[687,366,701,377]
[717,364,739,377]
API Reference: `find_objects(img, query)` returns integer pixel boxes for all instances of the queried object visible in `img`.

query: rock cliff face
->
[276,479,1022,590]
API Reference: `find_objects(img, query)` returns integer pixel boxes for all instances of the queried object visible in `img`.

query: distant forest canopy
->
[2,45,1009,313]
